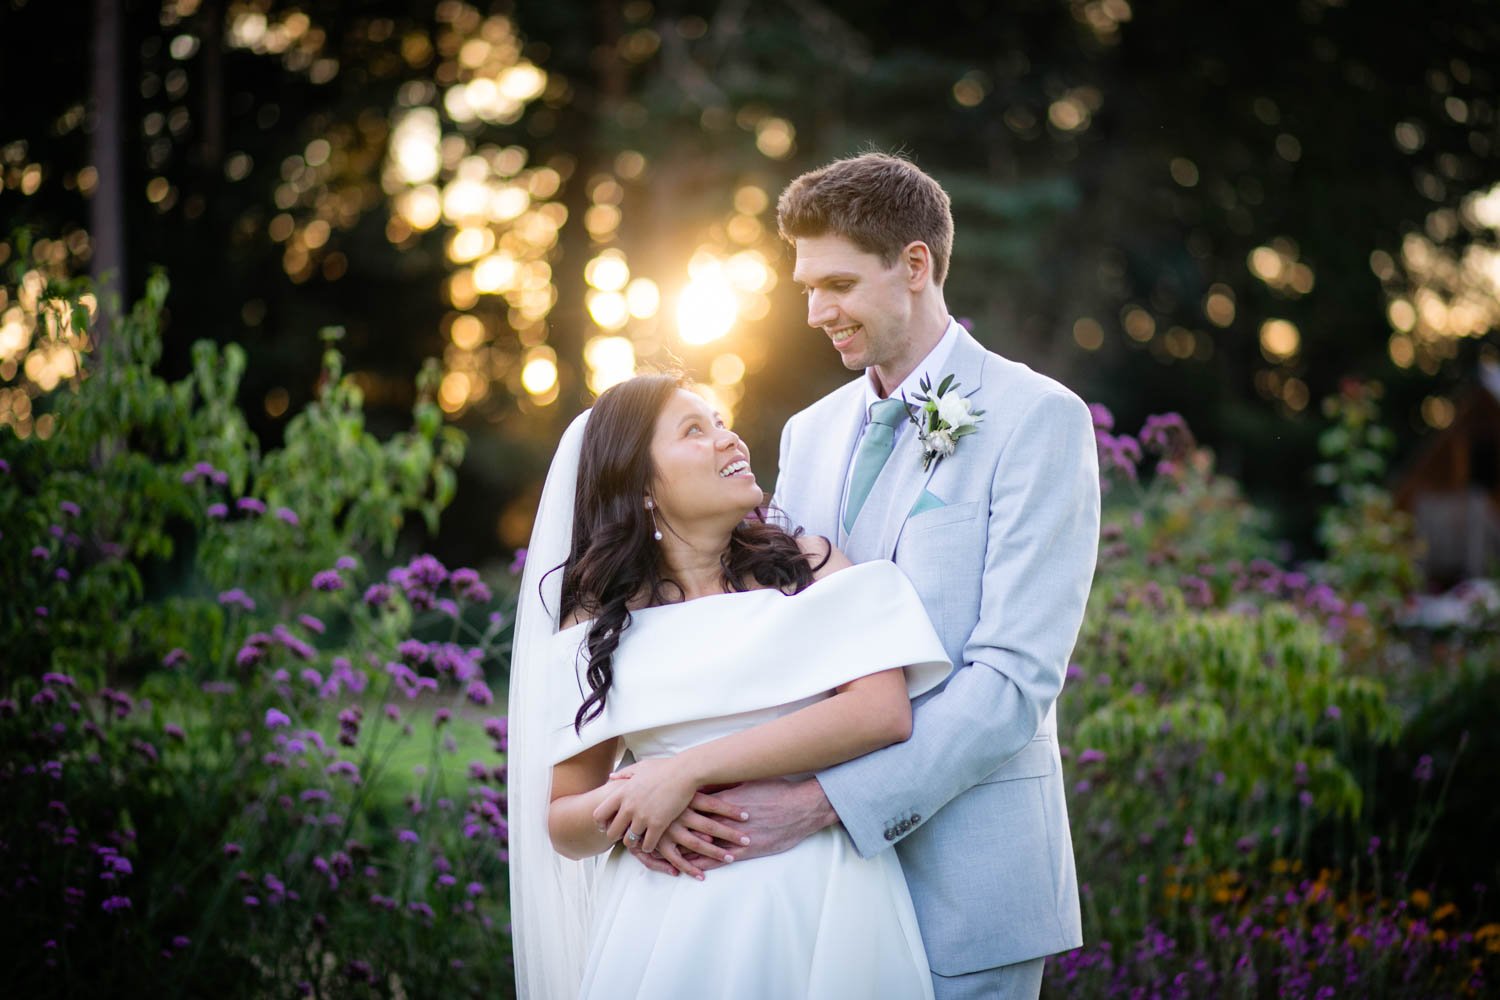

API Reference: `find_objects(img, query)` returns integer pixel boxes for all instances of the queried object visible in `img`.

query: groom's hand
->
[696,778,839,864]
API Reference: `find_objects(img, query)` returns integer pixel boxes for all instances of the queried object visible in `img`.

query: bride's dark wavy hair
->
[558,373,826,733]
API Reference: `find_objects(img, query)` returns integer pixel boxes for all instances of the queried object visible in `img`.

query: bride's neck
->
[656,523,736,601]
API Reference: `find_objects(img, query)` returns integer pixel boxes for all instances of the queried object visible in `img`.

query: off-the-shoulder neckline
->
[553,560,887,637]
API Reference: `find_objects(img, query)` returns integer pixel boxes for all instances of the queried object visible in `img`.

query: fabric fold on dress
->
[545,560,952,766]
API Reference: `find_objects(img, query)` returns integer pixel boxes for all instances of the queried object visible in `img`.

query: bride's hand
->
[592,757,701,855]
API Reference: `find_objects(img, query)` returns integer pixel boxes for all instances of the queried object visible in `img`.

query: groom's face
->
[792,233,915,377]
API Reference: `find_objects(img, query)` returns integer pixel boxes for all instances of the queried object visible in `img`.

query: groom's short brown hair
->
[777,152,954,286]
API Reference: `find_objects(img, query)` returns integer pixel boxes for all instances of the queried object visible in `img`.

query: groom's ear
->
[903,241,933,290]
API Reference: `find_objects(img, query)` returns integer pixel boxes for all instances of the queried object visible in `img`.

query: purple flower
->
[1078,749,1107,765]
[466,680,494,706]
[236,497,267,515]
[223,842,243,857]
[1413,754,1434,783]
[164,723,186,742]
[162,648,190,668]
[326,761,361,784]
[31,546,49,559]
[298,614,326,634]
[59,500,81,518]
[404,554,448,588]
[312,570,344,592]
[466,881,484,897]
[264,708,292,729]
[0,458,9,473]
[1140,412,1191,456]
[1183,827,1196,847]
[218,589,256,612]
[509,548,527,574]
[451,568,492,602]
[398,829,419,845]
[243,895,260,908]
[35,606,49,618]
[1325,704,1342,720]
[1096,432,1142,483]
[101,895,132,913]
[362,583,393,609]
[54,567,70,582]
[171,935,190,949]
[206,502,229,519]
[1087,403,1115,432]
[398,639,430,665]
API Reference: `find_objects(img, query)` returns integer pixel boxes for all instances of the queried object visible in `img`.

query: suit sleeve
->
[816,389,1101,858]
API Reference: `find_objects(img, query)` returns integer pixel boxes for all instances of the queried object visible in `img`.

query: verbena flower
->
[264,707,292,729]
[312,570,344,592]
[162,647,190,668]
[274,506,300,526]
[218,589,256,612]
[206,502,229,519]
[362,583,393,609]
[235,497,267,514]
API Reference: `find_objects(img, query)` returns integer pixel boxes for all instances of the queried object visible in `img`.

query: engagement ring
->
[625,832,640,844]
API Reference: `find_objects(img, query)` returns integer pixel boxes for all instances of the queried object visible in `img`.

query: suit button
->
[884,829,895,841]
[911,814,921,825]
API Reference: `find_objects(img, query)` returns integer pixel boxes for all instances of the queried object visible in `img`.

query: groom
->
[746,153,1096,999]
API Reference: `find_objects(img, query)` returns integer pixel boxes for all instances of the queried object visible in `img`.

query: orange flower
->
[1410,888,1431,910]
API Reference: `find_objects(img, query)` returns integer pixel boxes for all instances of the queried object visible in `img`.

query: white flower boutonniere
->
[904,373,985,471]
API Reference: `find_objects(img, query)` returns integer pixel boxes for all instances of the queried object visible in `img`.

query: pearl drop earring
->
[645,497,663,541]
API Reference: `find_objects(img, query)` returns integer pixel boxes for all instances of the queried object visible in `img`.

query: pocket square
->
[909,489,945,518]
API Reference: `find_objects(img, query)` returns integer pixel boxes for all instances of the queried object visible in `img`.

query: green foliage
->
[1067,581,1398,937]
[1094,410,1275,590]
[1,270,464,682]
[1,275,515,997]
[1313,381,1423,610]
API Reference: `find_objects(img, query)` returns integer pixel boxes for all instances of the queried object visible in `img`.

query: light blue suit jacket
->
[773,329,1099,975]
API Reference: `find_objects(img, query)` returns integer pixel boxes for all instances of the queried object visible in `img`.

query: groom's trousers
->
[932,957,1045,1000]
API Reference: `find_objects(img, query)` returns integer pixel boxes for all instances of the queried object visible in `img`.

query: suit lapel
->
[803,380,868,544]
[847,330,990,560]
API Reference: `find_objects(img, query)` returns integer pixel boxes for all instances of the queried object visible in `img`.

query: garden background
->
[3,0,1499,996]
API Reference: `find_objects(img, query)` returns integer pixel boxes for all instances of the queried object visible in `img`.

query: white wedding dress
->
[542,561,950,1000]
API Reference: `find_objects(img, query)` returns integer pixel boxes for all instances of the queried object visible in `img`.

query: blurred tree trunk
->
[197,0,225,170]
[89,0,126,351]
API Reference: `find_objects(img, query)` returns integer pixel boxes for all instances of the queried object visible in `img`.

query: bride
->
[508,374,951,999]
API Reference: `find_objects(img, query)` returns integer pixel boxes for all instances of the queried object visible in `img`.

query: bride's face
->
[648,389,761,526]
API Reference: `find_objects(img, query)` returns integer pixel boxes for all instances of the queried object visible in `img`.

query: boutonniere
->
[904,373,985,471]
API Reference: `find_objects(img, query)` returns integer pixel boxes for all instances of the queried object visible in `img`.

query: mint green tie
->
[843,398,909,534]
